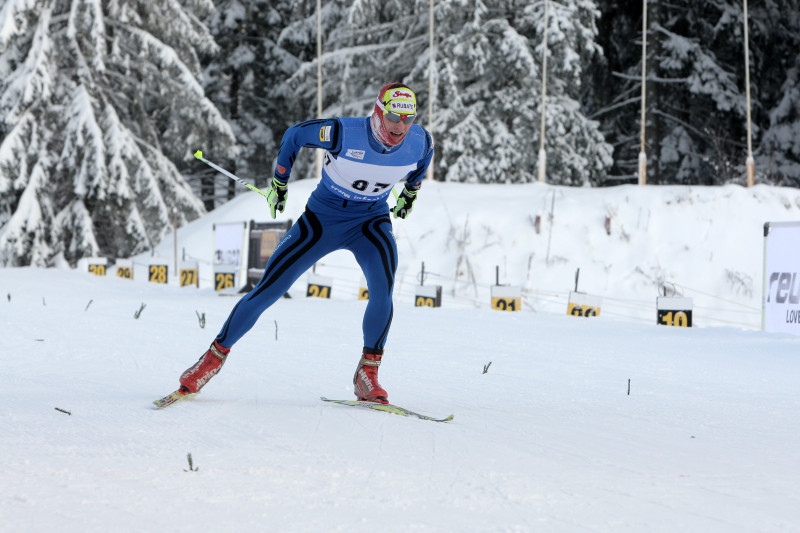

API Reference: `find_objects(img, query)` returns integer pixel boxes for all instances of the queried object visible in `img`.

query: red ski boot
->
[353,351,388,404]
[179,340,230,393]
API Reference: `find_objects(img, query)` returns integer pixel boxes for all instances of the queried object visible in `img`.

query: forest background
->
[1,0,798,267]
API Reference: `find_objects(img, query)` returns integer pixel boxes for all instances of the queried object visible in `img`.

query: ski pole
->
[391,186,400,214]
[193,150,269,200]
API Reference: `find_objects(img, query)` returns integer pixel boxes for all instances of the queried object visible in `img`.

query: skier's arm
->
[403,129,434,188]
[393,130,434,219]
[274,119,342,184]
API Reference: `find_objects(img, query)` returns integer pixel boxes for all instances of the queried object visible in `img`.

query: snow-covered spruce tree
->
[751,1,800,186]
[273,0,610,185]
[202,0,301,204]
[592,0,752,185]
[434,0,611,185]
[236,0,436,185]
[759,56,800,187]
[275,0,432,117]
[268,0,430,180]
[653,2,750,185]
[206,0,344,182]
[0,0,235,267]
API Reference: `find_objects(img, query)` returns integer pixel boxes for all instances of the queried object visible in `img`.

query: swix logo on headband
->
[393,90,413,99]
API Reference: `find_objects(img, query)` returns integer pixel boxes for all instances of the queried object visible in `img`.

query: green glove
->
[267,178,288,219]
[393,184,420,219]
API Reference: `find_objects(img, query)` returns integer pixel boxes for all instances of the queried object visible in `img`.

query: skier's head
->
[370,83,417,146]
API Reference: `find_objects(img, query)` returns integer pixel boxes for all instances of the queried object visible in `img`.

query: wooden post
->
[537,0,549,183]
[743,0,755,187]
[638,0,648,186]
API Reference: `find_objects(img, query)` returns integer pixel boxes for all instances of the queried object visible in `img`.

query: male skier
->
[177,83,433,404]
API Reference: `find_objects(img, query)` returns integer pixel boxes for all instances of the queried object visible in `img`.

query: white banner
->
[762,221,800,335]
[213,222,247,288]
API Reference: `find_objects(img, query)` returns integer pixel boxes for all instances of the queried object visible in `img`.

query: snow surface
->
[122,179,800,329]
[3,181,800,532]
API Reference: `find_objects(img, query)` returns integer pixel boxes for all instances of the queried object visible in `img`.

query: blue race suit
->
[215,116,434,353]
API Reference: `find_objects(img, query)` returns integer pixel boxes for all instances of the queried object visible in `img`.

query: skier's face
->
[381,113,413,144]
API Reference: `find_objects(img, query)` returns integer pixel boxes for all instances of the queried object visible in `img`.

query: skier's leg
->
[179,210,328,393]
[349,215,397,403]
[216,209,328,347]
[350,215,397,352]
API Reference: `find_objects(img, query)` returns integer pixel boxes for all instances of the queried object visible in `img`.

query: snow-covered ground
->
[3,181,800,532]
[125,179,800,328]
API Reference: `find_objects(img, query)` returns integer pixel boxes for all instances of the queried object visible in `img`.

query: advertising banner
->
[762,221,800,335]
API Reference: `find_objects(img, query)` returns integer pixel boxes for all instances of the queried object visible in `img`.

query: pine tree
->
[521,0,613,185]
[750,0,800,186]
[274,0,413,180]
[202,0,302,207]
[591,0,757,185]
[269,0,611,185]
[0,0,235,267]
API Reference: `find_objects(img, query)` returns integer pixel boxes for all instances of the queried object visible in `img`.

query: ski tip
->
[153,389,194,409]
[194,149,203,159]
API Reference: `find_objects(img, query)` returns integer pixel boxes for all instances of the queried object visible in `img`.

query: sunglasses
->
[377,98,416,124]
[384,110,416,124]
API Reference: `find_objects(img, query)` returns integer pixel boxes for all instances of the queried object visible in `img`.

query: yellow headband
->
[379,87,417,115]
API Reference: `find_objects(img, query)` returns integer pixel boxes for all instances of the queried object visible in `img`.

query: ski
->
[320,397,454,423]
[153,388,196,409]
